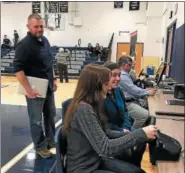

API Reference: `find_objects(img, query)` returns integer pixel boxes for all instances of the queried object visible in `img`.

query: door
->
[116,43,130,62]
[117,42,143,75]
[135,43,143,76]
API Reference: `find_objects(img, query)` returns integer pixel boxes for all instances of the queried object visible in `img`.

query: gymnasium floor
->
[1,76,158,173]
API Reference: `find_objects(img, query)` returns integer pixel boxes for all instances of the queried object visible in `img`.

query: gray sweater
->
[56,52,70,65]
[66,102,148,173]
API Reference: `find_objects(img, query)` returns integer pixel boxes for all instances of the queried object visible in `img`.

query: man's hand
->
[53,80,58,92]
[26,89,41,99]
[15,71,41,99]
[147,88,157,96]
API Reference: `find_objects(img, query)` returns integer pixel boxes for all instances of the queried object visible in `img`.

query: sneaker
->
[36,147,53,158]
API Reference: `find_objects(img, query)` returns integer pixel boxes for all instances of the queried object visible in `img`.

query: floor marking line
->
[1,119,62,173]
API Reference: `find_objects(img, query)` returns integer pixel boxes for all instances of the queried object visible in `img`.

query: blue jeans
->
[26,92,56,149]
[93,157,146,173]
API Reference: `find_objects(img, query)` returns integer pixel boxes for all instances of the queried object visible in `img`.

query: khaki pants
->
[126,102,149,129]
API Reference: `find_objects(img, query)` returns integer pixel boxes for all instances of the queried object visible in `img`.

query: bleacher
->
[1,33,114,78]
[1,47,105,79]
[1,49,15,74]
[54,48,105,79]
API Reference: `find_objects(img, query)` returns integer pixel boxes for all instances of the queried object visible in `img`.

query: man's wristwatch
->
[53,77,57,81]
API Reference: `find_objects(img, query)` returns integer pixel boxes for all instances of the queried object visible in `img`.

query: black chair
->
[61,98,72,123]
[52,98,72,173]
[55,125,67,173]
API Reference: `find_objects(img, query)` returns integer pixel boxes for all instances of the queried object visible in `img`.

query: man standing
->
[13,14,57,158]
[13,30,19,48]
[56,48,69,83]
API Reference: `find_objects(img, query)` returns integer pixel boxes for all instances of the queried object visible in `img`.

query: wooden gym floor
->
[1,76,158,173]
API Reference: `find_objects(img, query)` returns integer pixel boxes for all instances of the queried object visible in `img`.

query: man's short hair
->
[103,62,119,70]
[118,55,133,67]
[28,13,42,21]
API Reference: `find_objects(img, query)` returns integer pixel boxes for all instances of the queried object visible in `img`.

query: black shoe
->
[47,140,56,149]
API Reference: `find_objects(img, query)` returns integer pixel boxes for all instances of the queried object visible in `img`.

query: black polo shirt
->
[13,32,54,94]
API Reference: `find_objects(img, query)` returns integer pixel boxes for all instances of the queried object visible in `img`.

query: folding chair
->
[61,98,72,123]
[55,126,67,173]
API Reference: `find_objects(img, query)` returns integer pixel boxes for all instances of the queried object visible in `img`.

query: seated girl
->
[103,62,155,167]
[87,43,94,56]
[103,62,151,132]
[64,64,158,173]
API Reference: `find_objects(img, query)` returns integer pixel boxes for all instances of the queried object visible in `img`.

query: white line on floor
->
[1,119,62,173]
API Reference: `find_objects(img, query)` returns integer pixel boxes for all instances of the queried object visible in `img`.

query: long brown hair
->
[64,64,111,132]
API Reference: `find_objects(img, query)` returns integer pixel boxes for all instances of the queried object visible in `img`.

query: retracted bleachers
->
[1,49,15,75]
[53,48,87,79]
[1,46,106,78]
[54,46,105,79]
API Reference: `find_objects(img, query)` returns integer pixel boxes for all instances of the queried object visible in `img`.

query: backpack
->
[148,117,182,165]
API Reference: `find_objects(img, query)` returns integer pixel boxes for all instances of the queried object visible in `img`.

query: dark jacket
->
[13,32,54,93]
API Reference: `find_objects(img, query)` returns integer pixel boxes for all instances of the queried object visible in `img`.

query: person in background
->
[94,43,101,58]
[118,56,157,109]
[87,43,94,57]
[56,48,69,83]
[99,45,104,55]
[13,30,19,48]
[1,35,11,49]
[64,63,158,173]
[129,58,153,89]
[13,13,57,158]
[129,57,137,83]
[99,45,107,62]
